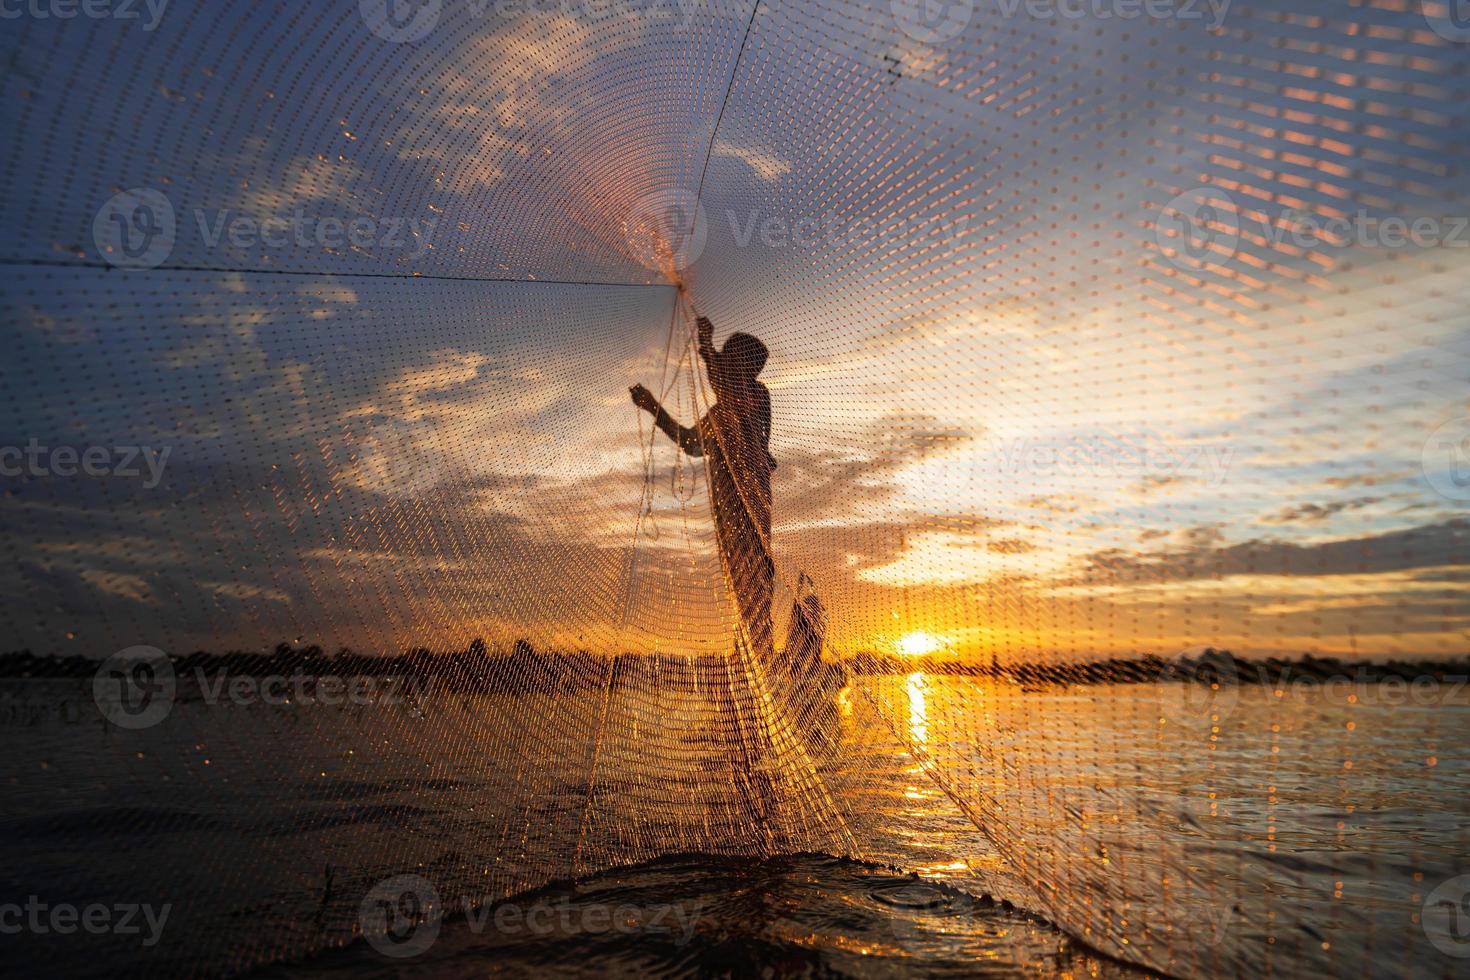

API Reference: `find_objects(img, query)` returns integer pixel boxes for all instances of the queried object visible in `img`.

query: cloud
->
[1259,497,1381,525]
[1130,474,1190,499]
[712,138,792,184]
[79,569,153,604]
[1021,493,1098,515]
[1320,471,1411,490]
[777,413,973,526]
[1072,519,1470,585]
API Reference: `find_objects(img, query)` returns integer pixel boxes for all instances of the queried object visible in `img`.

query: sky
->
[0,0,1467,661]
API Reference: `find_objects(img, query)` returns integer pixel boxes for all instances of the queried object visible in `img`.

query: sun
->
[898,631,942,657]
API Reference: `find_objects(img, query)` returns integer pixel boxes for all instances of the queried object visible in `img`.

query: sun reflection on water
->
[906,671,928,747]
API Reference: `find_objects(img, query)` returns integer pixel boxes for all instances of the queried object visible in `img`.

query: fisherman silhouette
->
[631,313,777,661]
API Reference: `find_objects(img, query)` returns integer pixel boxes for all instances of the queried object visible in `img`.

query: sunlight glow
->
[898,631,942,657]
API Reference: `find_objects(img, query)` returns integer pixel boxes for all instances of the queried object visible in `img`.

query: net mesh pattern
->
[2,0,1468,976]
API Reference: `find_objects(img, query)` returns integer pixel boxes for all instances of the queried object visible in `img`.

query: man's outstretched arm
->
[630,383,703,457]
[696,315,717,367]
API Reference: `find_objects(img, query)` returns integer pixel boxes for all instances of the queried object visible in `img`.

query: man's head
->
[719,332,768,379]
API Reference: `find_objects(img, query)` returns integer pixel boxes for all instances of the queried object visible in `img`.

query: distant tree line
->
[1,642,1464,689]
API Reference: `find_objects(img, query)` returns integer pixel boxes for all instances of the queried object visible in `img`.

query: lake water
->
[2,672,1466,977]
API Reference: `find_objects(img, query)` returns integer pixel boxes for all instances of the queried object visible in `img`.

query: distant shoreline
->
[3,643,1465,690]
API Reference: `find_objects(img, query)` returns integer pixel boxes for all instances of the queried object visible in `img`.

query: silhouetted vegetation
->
[0,643,1464,691]
[848,647,1470,686]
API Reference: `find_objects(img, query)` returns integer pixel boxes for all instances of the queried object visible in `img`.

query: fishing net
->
[2,0,1468,976]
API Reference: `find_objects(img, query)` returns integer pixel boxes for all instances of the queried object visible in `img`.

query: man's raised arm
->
[630,383,704,457]
[696,315,717,367]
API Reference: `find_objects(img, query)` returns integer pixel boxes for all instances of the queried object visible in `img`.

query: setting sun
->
[898,631,943,657]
